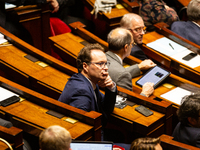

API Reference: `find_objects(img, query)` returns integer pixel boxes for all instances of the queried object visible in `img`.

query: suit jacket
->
[58,73,117,114]
[106,51,141,91]
[131,45,148,61]
[172,122,200,148]
[171,21,200,46]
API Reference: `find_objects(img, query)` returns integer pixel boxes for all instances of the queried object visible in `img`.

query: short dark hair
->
[187,0,200,21]
[107,28,132,51]
[177,92,200,125]
[130,137,160,150]
[76,43,105,73]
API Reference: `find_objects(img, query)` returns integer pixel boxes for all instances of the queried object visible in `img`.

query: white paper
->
[147,37,187,56]
[160,87,192,105]
[0,87,19,102]
[171,50,200,68]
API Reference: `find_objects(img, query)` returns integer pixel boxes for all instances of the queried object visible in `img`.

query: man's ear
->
[83,62,89,73]
[124,44,129,52]
[188,117,198,127]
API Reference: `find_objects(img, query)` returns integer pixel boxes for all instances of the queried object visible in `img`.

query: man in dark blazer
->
[120,13,148,61]
[171,0,200,46]
[0,0,59,45]
[172,92,200,148]
[58,43,117,118]
[106,28,155,97]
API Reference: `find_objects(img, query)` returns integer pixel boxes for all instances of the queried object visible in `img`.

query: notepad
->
[160,87,192,105]
[147,37,187,56]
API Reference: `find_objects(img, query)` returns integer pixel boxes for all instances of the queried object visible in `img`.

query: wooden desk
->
[177,0,190,7]
[160,134,200,150]
[0,26,77,100]
[117,0,139,13]
[6,4,52,54]
[0,126,23,150]
[142,22,200,84]
[0,76,102,141]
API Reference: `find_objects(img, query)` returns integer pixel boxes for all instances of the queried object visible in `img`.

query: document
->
[0,87,19,102]
[160,87,192,105]
[170,50,200,68]
[147,37,187,56]
[0,33,7,44]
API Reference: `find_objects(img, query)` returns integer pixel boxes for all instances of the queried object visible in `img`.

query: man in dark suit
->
[106,27,155,97]
[120,13,148,61]
[171,0,200,46]
[0,0,59,45]
[58,43,117,117]
[172,92,200,148]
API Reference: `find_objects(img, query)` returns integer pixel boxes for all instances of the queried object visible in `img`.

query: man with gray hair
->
[120,13,148,60]
[39,125,72,150]
[171,0,200,45]
[106,27,156,97]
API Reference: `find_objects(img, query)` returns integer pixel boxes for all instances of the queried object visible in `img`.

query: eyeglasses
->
[129,26,146,34]
[131,42,137,47]
[89,62,110,69]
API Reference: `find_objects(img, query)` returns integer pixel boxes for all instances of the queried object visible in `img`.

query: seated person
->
[172,92,200,148]
[106,27,156,97]
[58,43,117,125]
[171,0,200,46]
[1,0,59,45]
[120,13,148,61]
[130,137,162,150]
[138,0,179,31]
[39,125,72,150]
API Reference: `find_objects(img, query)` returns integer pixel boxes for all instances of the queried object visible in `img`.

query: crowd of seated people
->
[2,0,200,150]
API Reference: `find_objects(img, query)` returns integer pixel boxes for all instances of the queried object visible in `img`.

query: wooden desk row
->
[49,21,200,133]
[0,75,102,141]
[0,25,172,142]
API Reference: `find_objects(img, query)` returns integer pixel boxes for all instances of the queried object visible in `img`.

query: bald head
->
[120,13,143,29]
[120,13,145,44]
[107,28,132,51]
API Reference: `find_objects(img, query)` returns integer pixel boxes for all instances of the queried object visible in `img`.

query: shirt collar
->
[192,21,200,28]
[114,53,123,65]
[84,76,96,90]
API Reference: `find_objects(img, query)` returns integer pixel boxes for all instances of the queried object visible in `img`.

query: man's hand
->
[138,59,156,70]
[47,0,59,13]
[141,82,154,97]
[98,75,115,89]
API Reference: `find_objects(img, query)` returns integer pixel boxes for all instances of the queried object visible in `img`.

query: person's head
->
[39,125,72,150]
[187,0,200,22]
[77,43,109,84]
[130,137,162,150]
[107,27,134,59]
[120,13,146,45]
[177,92,200,127]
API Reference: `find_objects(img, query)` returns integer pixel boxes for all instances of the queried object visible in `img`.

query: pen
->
[169,43,174,50]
